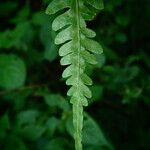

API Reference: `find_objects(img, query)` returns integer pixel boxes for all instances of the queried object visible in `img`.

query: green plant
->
[45,0,104,149]
[1,0,149,149]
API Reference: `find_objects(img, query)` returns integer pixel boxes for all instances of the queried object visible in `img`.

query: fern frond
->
[46,0,104,149]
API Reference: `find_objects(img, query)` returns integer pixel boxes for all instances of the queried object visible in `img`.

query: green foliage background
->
[0,0,149,149]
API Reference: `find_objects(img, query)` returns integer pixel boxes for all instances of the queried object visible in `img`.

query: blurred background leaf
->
[0,54,26,90]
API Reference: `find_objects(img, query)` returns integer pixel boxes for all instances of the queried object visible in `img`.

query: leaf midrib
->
[75,0,81,95]
[75,0,82,149]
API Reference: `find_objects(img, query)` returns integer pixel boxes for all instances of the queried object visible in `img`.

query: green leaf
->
[62,65,75,78]
[67,86,77,96]
[44,94,70,111]
[60,53,73,65]
[0,54,26,90]
[81,28,96,38]
[95,53,106,68]
[11,5,30,23]
[46,0,104,149]
[81,96,88,106]
[66,75,76,85]
[70,93,88,106]
[80,4,98,21]
[80,84,92,98]
[44,138,69,150]
[17,110,39,126]
[17,110,45,141]
[0,22,33,50]
[59,41,73,56]
[82,38,103,54]
[83,114,114,149]
[40,21,58,62]
[44,42,58,62]
[44,94,60,106]
[19,125,46,141]
[55,26,72,45]
[46,0,104,108]
[46,117,60,137]
[66,113,114,149]
[84,0,104,10]
[46,0,71,15]
[80,73,93,85]
[52,10,72,31]
[81,50,98,64]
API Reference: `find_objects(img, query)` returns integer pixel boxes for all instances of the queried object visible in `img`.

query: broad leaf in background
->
[0,54,26,90]
[16,110,46,141]
[44,94,70,111]
[43,138,70,150]
[0,22,33,50]
[83,114,114,150]
[66,113,114,150]
[32,11,58,62]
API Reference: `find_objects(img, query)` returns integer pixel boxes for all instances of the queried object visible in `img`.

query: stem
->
[73,102,83,150]
[73,0,83,150]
